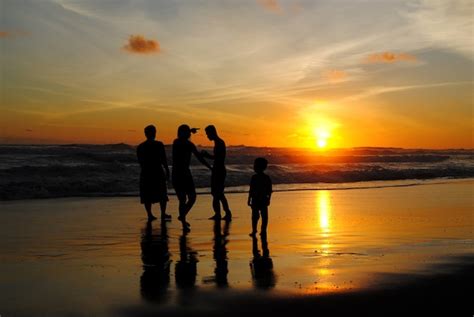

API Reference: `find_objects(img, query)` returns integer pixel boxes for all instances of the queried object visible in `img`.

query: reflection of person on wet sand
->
[175,233,198,291]
[202,125,232,221]
[137,125,171,221]
[212,219,230,288]
[140,220,171,303]
[172,124,212,233]
[248,157,272,236]
[250,234,276,290]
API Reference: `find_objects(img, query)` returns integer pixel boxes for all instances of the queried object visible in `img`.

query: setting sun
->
[317,138,327,148]
[296,113,340,150]
[313,126,331,149]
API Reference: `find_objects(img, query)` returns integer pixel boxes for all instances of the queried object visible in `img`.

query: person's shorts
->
[172,170,196,200]
[140,171,168,204]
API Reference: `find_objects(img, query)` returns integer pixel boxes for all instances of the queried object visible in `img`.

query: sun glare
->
[298,111,340,150]
[317,138,327,148]
[314,127,331,149]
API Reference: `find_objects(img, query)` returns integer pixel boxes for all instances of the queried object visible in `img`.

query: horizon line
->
[0,142,472,151]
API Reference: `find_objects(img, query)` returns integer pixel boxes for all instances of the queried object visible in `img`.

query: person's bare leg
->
[144,202,157,221]
[185,192,196,217]
[261,206,268,235]
[209,194,221,220]
[160,200,171,220]
[221,194,232,221]
[177,194,187,223]
[250,207,259,236]
[178,198,190,231]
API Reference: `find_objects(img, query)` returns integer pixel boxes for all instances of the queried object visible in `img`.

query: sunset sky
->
[0,0,472,148]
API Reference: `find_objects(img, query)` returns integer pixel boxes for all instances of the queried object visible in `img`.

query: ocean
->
[0,144,473,200]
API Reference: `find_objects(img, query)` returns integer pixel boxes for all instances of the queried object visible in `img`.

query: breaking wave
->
[0,144,472,200]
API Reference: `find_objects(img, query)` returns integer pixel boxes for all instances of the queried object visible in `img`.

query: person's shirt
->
[137,140,167,173]
[249,173,272,206]
[213,138,226,169]
[172,138,197,172]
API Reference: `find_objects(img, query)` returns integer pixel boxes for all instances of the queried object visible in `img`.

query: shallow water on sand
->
[0,180,473,316]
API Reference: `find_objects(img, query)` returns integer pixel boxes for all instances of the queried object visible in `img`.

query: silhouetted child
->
[248,158,272,236]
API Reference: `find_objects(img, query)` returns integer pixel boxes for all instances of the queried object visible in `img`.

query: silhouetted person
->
[140,220,171,303]
[212,219,230,288]
[250,234,276,290]
[202,125,232,221]
[172,124,212,232]
[137,125,170,221]
[248,157,272,236]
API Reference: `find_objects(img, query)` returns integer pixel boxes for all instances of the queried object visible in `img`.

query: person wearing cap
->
[172,124,212,232]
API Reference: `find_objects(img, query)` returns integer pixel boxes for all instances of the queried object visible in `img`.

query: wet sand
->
[0,180,473,316]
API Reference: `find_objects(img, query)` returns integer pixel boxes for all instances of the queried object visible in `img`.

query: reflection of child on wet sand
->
[247,158,272,236]
[250,234,275,290]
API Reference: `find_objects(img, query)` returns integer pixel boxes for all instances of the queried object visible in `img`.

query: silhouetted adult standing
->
[137,125,170,221]
[202,125,232,221]
[172,124,211,231]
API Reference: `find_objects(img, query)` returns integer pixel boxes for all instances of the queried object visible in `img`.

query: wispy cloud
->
[53,0,102,19]
[123,35,161,54]
[257,0,281,13]
[339,81,472,103]
[404,0,473,59]
[366,52,417,63]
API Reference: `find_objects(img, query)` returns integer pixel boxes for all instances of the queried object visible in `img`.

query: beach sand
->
[0,180,472,316]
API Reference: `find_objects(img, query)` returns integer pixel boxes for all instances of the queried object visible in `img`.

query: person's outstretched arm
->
[191,144,212,170]
[201,150,214,159]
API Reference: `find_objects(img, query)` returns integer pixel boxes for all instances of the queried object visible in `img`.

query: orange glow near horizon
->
[1,92,472,149]
[1,109,472,149]
[294,111,340,150]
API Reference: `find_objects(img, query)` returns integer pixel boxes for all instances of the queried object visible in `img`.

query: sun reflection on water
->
[318,191,331,233]
[314,191,335,290]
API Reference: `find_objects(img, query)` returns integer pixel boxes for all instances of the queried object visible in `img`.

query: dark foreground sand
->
[0,179,472,316]
[119,257,473,316]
